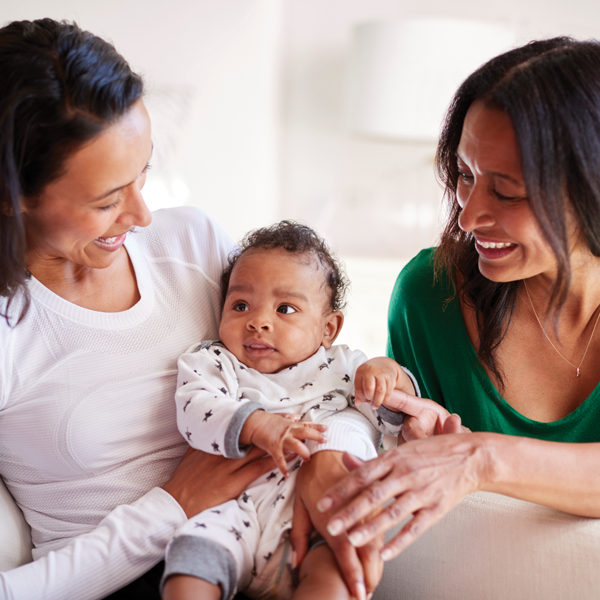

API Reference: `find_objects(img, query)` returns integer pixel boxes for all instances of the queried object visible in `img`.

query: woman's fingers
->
[317,453,393,514]
[400,415,429,442]
[386,389,449,422]
[289,490,312,569]
[328,538,368,600]
[357,536,384,594]
[346,490,424,548]
[164,447,275,517]
[342,452,365,472]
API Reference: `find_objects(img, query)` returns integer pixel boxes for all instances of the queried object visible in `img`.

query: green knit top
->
[387,248,600,442]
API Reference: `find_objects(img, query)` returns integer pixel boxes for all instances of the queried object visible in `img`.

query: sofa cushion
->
[0,477,32,572]
[373,491,600,600]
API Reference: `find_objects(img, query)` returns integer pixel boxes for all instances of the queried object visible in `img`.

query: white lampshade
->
[345,18,516,141]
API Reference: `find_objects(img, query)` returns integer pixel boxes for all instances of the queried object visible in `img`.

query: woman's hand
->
[289,451,384,600]
[163,446,275,518]
[317,432,490,562]
[384,389,471,442]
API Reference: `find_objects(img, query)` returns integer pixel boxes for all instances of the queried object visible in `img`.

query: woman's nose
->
[457,186,495,233]
[117,183,152,228]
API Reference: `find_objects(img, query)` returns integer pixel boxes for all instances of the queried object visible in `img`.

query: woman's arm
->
[0,448,274,600]
[317,431,600,561]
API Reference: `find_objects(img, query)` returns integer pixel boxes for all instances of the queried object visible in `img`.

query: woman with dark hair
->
[317,37,600,563]
[0,17,380,600]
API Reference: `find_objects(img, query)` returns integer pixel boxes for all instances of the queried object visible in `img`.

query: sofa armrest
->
[373,491,600,600]
[0,477,32,572]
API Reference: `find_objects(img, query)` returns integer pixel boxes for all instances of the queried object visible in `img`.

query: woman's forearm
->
[318,431,600,561]
[481,433,600,517]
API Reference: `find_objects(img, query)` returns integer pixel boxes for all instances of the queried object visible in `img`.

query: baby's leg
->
[293,544,351,600]
[162,574,221,600]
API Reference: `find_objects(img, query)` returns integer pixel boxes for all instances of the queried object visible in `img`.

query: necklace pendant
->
[577,368,581,378]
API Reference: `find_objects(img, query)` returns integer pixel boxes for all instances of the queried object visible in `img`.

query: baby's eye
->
[277,305,296,314]
[234,302,249,312]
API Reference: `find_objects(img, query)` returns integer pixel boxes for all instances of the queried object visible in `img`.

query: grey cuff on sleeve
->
[224,401,264,458]
[401,366,421,397]
[376,405,405,426]
[161,536,238,600]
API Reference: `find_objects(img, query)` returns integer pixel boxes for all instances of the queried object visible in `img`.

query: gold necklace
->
[523,280,600,378]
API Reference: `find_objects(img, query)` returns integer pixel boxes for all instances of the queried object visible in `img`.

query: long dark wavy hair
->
[435,37,600,390]
[0,18,143,325]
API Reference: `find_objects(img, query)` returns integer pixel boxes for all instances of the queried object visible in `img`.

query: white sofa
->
[3,477,600,599]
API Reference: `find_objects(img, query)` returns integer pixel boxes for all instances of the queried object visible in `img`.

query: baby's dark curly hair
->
[221,221,349,312]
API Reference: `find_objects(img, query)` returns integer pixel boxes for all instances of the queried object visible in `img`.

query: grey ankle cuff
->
[161,535,238,600]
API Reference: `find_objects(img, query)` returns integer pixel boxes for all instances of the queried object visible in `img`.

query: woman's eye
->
[233,302,249,312]
[277,305,296,314]
[142,162,152,174]
[99,197,121,211]
[457,170,473,183]
[493,190,524,202]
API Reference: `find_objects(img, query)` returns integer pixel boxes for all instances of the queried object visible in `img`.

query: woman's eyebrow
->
[90,143,154,202]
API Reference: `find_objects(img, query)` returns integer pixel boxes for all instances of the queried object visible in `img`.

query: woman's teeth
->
[477,241,514,249]
[97,235,119,243]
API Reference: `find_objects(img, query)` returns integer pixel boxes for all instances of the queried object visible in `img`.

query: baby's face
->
[219,248,342,374]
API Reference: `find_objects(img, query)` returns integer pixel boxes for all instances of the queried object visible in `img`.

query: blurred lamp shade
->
[345,18,516,141]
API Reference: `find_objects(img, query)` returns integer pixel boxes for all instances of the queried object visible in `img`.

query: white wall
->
[279,0,600,259]
[5,0,600,355]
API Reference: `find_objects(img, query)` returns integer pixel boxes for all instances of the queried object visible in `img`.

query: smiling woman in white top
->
[0,18,381,600]
[0,18,279,600]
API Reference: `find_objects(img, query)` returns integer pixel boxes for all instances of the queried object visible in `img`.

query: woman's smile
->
[474,238,517,260]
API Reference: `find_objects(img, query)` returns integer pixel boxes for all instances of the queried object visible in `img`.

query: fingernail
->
[317,497,332,512]
[381,549,394,561]
[291,550,298,570]
[348,531,364,546]
[355,582,366,600]
[367,594,373,600]
[327,519,343,536]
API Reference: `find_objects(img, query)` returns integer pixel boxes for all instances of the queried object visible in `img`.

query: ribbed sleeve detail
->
[0,488,186,600]
[308,408,380,461]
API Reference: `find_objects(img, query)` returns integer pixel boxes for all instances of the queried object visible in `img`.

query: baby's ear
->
[321,311,344,348]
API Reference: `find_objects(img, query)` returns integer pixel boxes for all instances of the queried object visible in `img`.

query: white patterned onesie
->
[162,342,415,600]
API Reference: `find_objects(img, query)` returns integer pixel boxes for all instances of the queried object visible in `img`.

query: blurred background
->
[4,0,600,356]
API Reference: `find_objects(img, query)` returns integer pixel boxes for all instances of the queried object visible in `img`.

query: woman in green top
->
[314,37,600,562]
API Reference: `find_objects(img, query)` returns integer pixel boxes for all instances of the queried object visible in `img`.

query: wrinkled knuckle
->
[354,468,371,487]
[367,483,384,504]
[388,502,404,521]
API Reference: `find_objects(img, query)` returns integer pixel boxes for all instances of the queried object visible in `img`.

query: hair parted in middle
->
[435,36,600,390]
[221,221,349,313]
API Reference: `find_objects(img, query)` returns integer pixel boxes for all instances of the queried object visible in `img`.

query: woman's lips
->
[94,232,128,252]
[475,239,517,259]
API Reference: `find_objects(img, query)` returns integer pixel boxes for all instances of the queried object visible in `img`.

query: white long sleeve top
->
[176,343,406,462]
[0,207,234,600]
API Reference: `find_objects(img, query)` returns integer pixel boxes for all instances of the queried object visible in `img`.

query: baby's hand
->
[241,411,327,477]
[354,357,415,410]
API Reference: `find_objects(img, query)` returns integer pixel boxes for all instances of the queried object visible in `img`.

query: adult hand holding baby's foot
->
[241,411,327,476]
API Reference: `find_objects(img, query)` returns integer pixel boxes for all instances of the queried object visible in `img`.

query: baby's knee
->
[296,545,350,600]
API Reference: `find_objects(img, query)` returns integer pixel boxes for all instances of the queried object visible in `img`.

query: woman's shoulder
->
[391,248,452,305]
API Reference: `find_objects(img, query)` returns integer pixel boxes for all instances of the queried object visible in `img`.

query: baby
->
[162,222,419,600]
